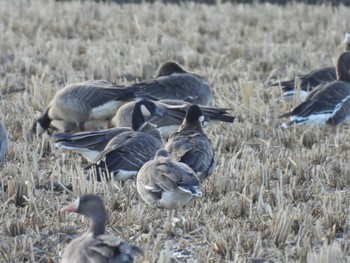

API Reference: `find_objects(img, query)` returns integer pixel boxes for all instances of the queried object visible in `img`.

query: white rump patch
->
[199,115,204,123]
[288,113,332,127]
[282,90,308,102]
[55,143,100,162]
[140,104,151,117]
[113,170,137,181]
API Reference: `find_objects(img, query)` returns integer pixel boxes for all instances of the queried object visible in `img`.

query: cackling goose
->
[272,32,350,101]
[280,51,350,127]
[31,80,135,136]
[111,99,235,139]
[53,127,131,162]
[127,61,213,105]
[85,100,164,181]
[164,104,216,183]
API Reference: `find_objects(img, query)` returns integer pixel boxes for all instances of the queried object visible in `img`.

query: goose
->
[31,80,135,136]
[53,127,131,162]
[137,149,202,209]
[127,61,213,105]
[164,104,216,183]
[280,51,350,128]
[61,194,143,263]
[272,32,350,101]
[85,100,164,181]
[0,121,9,166]
[111,99,235,139]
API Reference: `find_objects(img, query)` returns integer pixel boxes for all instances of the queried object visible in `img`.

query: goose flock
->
[1,33,350,261]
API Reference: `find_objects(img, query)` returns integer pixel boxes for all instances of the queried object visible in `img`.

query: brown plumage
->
[111,99,234,139]
[165,104,216,183]
[61,194,143,263]
[280,51,350,128]
[137,149,202,209]
[85,100,164,181]
[127,61,213,105]
[272,32,350,100]
[31,80,135,136]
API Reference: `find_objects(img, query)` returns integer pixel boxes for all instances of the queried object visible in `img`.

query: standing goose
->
[53,127,131,162]
[127,61,213,105]
[111,99,235,139]
[85,100,164,181]
[31,80,135,136]
[164,105,216,183]
[0,121,9,166]
[137,149,202,209]
[61,194,143,263]
[280,51,350,127]
[272,32,350,100]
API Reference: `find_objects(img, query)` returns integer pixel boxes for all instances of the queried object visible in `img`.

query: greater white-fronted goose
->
[280,51,350,128]
[137,149,202,209]
[111,99,235,139]
[164,104,216,183]
[0,121,9,166]
[85,100,164,181]
[272,32,350,100]
[53,127,131,162]
[31,80,135,136]
[127,61,213,105]
[61,194,143,263]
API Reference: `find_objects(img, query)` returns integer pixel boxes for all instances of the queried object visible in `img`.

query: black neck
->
[32,108,52,134]
[180,120,204,134]
[345,43,350,52]
[131,104,145,131]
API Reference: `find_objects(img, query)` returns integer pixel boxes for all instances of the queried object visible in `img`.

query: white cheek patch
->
[199,116,204,123]
[36,122,45,136]
[344,32,350,43]
[140,105,151,117]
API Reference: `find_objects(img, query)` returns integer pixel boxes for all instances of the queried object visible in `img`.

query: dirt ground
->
[1,1,350,262]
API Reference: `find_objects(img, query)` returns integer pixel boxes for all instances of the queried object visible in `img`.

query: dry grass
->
[1,1,350,262]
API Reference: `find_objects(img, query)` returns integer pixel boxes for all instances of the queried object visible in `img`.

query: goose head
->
[155,61,188,78]
[131,100,163,131]
[61,194,107,236]
[30,108,52,136]
[336,51,350,82]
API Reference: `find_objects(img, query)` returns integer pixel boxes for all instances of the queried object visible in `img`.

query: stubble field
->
[1,1,350,262]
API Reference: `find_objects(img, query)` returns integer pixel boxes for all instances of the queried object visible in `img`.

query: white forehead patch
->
[199,115,204,123]
[74,197,80,209]
[140,104,151,117]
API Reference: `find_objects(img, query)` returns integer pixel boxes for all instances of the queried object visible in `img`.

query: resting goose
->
[280,51,350,128]
[127,61,213,105]
[272,32,350,101]
[85,100,164,181]
[137,149,202,209]
[31,80,135,136]
[111,99,235,139]
[0,121,9,166]
[164,104,216,183]
[61,194,143,263]
[53,127,131,162]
